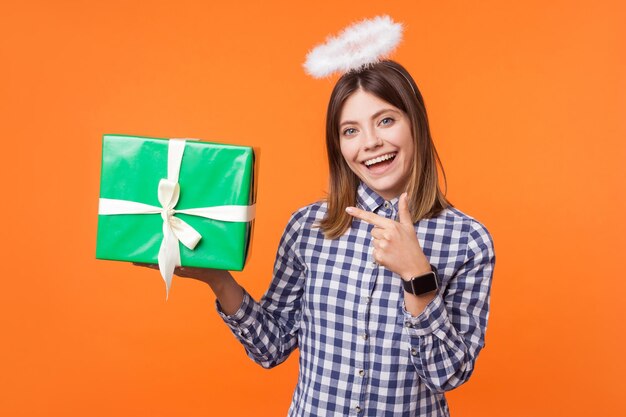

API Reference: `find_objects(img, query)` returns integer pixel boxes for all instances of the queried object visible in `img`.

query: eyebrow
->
[339,108,401,128]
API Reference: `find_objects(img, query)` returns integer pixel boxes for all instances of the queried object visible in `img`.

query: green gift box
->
[96,134,255,292]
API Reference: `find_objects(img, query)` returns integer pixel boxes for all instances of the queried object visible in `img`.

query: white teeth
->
[364,153,397,167]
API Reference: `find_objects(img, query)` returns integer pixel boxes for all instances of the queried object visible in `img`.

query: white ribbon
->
[98,139,255,297]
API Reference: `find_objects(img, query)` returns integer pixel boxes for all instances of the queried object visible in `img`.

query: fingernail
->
[345,207,355,214]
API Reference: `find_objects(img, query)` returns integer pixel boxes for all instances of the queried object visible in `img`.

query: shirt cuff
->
[402,292,449,336]
[215,288,260,338]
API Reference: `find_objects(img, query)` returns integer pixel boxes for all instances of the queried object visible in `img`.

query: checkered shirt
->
[217,182,496,416]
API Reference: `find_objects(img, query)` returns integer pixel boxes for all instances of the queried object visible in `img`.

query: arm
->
[214,210,307,369]
[146,210,307,368]
[402,220,495,393]
[346,194,496,393]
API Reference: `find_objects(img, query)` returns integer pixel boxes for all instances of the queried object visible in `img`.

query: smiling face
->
[338,89,415,200]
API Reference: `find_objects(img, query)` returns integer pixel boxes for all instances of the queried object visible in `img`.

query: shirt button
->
[358,369,365,377]
[384,201,391,209]
[361,333,368,340]
[355,406,362,413]
[405,322,413,328]
[410,348,418,356]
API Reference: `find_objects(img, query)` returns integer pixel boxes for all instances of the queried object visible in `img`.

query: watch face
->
[406,272,438,295]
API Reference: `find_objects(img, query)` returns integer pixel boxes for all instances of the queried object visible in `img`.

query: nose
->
[362,128,383,150]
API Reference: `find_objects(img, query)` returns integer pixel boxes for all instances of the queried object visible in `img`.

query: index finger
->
[345,206,394,228]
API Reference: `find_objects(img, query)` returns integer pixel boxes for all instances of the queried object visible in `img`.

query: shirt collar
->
[356,182,400,213]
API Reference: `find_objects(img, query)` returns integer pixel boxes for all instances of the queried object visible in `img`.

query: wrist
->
[204,269,233,289]
[401,264,439,296]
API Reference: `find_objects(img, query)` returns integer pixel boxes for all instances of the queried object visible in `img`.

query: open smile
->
[363,152,397,167]
[362,152,398,174]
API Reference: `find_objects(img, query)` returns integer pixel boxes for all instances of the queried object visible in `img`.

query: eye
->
[342,127,357,136]
[379,117,395,126]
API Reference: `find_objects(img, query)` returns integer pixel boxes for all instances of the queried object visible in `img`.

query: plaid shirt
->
[217,182,495,416]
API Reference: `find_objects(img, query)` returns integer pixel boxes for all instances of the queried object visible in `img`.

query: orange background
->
[1,0,624,416]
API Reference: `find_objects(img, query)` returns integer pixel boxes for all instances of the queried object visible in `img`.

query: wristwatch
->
[402,265,439,295]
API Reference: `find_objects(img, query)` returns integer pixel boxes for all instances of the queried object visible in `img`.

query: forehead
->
[339,89,400,122]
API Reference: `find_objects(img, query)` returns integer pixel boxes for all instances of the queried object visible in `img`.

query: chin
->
[365,179,404,199]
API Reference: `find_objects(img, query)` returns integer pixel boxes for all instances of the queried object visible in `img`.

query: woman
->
[172,60,495,416]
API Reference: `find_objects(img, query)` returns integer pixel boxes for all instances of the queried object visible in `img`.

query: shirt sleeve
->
[402,219,496,393]
[215,209,307,369]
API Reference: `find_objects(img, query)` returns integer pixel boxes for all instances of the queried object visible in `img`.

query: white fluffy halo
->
[303,15,403,79]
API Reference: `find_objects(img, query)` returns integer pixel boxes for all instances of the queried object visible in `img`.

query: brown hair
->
[318,60,452,239]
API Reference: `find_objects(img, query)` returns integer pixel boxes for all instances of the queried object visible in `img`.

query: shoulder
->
[275,200,327,265]
[286,200,328,230]
[280,200,328,240]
